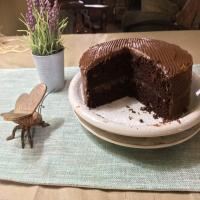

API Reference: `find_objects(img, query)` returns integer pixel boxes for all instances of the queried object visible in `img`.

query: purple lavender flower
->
[21,0,67,55]
[39,0,52,17]
[26,0,35,31]
[26,0,33,13]
[33,0,40,7]
[45,0,51,12]
[25,0,61,33]
[48,0,59,32]
[39,0,46,14]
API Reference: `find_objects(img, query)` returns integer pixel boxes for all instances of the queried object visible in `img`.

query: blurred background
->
[0,0,200,36]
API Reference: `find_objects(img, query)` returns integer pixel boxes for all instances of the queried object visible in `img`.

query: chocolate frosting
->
[79,38,193,77]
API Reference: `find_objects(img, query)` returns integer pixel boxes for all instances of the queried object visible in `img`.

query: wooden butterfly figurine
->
[1,83,49,148]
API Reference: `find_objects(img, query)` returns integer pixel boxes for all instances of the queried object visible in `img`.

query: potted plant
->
[20,0,68,92]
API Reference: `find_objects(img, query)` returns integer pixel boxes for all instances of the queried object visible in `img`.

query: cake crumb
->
[96,114,104,119]
[129,116,133,120]
[140,106,152,113]
[161,118,171,124]
[153,113,159,119]
[139,119,144,123]
[129,108,136,113]
[140,106,146,111]
[126,106,136,114]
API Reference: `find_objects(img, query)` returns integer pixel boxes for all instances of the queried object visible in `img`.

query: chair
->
[59,0,109,33]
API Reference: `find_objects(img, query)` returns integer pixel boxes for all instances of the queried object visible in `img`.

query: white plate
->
[75,112,200,149]
[69,72,200,137]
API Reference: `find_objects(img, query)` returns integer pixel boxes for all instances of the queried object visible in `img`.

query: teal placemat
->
[0,65,200,191]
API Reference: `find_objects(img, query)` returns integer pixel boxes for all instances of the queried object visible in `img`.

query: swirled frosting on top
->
[79,38,193,77]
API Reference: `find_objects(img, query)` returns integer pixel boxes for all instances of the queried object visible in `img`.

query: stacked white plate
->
[69,72,200,149]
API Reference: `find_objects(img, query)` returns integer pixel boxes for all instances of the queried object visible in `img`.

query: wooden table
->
[0,31,200,200]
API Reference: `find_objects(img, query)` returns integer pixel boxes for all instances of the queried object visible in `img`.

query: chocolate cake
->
[79,38,193,120]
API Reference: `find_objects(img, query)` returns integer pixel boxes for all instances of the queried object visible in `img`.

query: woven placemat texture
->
[0,65,200,191]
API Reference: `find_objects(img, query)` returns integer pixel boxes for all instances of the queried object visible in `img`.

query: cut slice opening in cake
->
[81,49,133,108]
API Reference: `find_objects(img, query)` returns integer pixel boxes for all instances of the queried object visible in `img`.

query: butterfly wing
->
[1,110,31,121]
[1,84,47,122]
[14,83,47,115]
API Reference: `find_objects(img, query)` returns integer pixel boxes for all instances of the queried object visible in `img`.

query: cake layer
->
[91,76,130,93]
[132,56,192,98]
[85,81,130,108]
[82,50,132,88]
[134,81,190,119]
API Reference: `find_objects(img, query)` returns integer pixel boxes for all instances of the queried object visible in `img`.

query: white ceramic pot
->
[33,50,65,92]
